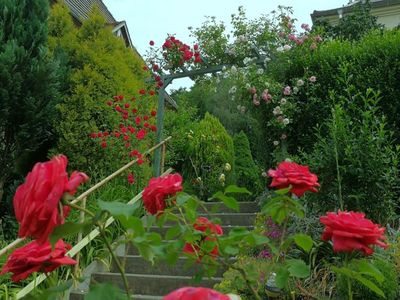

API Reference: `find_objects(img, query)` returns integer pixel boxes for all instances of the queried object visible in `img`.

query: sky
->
[103,0,348,90]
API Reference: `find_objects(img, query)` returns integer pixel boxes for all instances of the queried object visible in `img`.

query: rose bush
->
[183,217,223,260]
[163,286,230,300]
[0,239,76,282]
[268,161,319,197]
[320,211,388,255]
[13,155,88,244]
[142,173,183,214]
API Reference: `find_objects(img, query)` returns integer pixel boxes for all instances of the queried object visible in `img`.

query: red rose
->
[149,40,155,46]
[13,155,89,244]
[136,129,146,140]
[151,110,157,117]
[139,89,146,95]
[320,211,387,255]
[163,287,229,300]
[0,239,76,282]
[127,173,135,185]
[268,161,319,197]
[183,217,223,260]
[135,117,141,126]
[150,125,157,132]
[142,174,183,215]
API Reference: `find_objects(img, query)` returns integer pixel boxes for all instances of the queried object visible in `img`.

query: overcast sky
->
[103,0,348,90]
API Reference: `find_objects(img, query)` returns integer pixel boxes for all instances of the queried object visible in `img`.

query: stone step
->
[201,201,259,213]
[91,272,222,296]
[114,255,232,277]
[149,225,254,237]
[163,213,256,227]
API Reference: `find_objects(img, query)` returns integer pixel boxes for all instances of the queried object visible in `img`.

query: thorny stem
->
[63,201,95,218]
[98,222,131,299]
[345,254,353,300]
[64,200,131,298]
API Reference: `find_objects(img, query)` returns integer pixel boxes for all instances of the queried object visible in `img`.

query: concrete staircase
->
[69,201,259,300]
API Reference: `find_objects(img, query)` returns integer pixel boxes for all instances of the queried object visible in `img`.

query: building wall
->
[314,4,400,28]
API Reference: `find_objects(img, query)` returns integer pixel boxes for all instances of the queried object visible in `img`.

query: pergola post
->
[152,57,266,176]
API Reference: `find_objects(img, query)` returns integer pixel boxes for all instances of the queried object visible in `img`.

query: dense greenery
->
[48,3,150,175]
[0,0,60,236]
[182,113,235,199]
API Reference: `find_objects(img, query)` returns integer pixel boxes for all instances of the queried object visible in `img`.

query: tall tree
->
[0,0,59,202]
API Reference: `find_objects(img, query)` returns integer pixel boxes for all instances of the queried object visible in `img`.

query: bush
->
[233,131,262,199]
[269,29,400,148]
[301,89,399,223]
[48,3,150,175]
[183,113,235,199]
[336,257,399,300]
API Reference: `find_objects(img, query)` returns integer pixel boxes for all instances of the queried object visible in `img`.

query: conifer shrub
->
[48,3,151,175]
[233,131,262,199]
[183,113,235,199]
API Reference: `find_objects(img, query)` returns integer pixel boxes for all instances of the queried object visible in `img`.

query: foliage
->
[301,88,399,224]
[183,113,236,199]
[336,257,399,300]
[269,29,400,147]
[314,0,384,41]
[233,131,262,199]
[163,89,199,172]
[48,3,150,175]
[0,0,60,200]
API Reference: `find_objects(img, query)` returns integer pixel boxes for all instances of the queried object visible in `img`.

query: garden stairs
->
[69,201,259,300]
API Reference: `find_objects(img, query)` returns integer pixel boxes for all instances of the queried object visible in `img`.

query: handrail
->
[15,167,174,299]
[0,136,172,257]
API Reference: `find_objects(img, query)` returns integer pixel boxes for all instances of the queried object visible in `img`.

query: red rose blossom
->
[0,239,76,282]
[136,129,146,140]
[183,217,223,261]
[13,155,89,244]
[142,174,183,215]
[268,161,319,197]
[163,287,229,300]
[320,211,387,255]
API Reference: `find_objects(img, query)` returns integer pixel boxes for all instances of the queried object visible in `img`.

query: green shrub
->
[301,89,399,223]
[269,29,400,148]
[183,113,235,199]
[336,257,399,300]
[233,131,262,199]
[48,3,150,175]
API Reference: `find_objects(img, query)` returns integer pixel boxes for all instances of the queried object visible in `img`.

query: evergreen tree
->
[0,0,60,202]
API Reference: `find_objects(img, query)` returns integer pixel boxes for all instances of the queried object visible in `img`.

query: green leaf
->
[166,225,182,239]
[84,283,126,300]
[332,266,385,298]
[213,191,239,212]
[224,185,251,195]
[223,245,239,255]
[287,259,310,278]
[97,199,137,218]
[50,222,90,246]
[274,186,291,195]
[275,268,290,289]
[176,192,192,206]
[353,260,384,283]
[293,234,314,253]
[117,216,144,236]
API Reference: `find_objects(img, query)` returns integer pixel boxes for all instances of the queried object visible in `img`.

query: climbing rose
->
[320,211,387,255]
[163,287,230,300]
[142,174,183,215]
[183,217,223,260]
[268,161,319,197]
[0,239,76,282]
[13,155,89,244]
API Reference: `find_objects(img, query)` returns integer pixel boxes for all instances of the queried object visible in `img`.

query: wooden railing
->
[0,136,172,299]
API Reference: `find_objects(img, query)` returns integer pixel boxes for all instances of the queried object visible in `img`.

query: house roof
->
[63,0,116,24]
[311,0,400,21]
